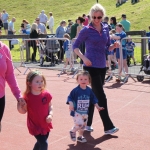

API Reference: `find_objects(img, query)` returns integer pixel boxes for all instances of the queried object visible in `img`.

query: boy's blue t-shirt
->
[115,31,126,51]
[63,40,71,52]
[126,41,135,53]
[66,85,98,114]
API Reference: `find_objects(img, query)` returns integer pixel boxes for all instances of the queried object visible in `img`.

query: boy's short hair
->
[63,33,70,39]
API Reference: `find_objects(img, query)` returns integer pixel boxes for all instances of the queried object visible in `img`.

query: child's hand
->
[69,105,74,111]
[69,101,74,111]
[46,115,52,123]
[95,104,104,111]
[17,100,27,114]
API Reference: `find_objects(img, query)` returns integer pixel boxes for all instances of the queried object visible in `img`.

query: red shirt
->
[24,91,53,135]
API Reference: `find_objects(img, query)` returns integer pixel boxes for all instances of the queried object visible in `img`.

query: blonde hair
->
[31,23,38,31]
[89,3,106,20]
[24,70,46,95]
[76,71,91,84]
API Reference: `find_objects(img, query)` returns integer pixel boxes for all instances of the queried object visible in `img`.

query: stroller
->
[137,54,150,82]
[39,35,60,66]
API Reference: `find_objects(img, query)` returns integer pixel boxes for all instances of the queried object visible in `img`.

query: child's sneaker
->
[69,131,76,141]
[77,136,87,143]
[104,127,119,135]
[84,126,94,132]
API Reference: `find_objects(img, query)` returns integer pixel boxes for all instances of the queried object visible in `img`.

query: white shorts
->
[73,112,88,129]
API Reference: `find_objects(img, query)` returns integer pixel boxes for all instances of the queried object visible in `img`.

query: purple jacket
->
[73,22,110,68]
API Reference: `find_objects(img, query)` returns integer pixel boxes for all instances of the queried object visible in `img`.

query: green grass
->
[1,0,150,62]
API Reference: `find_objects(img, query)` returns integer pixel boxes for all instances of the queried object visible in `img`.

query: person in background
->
[36,17,47,34]
[0,13,3,31]
[110,16,117,29]
[76,17,85,67]
[120,14,131,32]
[47,12,54,34]
[17,70,53,150]
[66,20,73,36]
[82,14,89,26]
[126,36,136,65]
[73,3,119,135]
[55,20,67,62]
[0,41,25,132]
[146,26,150,53]
[1,9,9,35]
[70,19,79,64]
[8,17,16,50]
[28,23,39,62]
[87,15,91,24]
[103,16,111,31]
[63,33,72,69]
[22,19,31,34]
[111,23,128,82]
[39,10,48,26]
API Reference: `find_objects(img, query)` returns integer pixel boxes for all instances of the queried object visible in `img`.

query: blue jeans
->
[33,132,49,150]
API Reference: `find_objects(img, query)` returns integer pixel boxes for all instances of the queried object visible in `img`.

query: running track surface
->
[0,67,150,150]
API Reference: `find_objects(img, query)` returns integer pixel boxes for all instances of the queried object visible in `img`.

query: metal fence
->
[106,36,150,84]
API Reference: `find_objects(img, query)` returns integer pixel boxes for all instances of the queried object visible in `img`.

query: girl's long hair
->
[24,70,46,96]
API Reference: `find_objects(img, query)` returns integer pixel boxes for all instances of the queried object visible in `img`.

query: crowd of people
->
[116,0,140,7]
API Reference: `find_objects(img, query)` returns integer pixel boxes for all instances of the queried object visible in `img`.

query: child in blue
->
[111,23,128,82]
[63,33,72,69]
[146,26,150,53]
[67,71,104,143]
[126,36,136,65]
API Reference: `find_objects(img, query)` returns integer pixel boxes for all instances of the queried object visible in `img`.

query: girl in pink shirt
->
[0,41,23,132]
[18,70,53,150]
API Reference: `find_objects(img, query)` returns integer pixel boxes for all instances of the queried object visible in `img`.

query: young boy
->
[126,36,136,65]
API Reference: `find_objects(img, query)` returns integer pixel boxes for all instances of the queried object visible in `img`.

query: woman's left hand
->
[82,56,92,66]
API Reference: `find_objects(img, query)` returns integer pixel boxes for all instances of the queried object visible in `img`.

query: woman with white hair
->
[73,3,119,135]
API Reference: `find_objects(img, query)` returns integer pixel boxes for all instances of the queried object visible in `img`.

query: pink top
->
[24,91,53,135]
[83,17,89,26]
[0,42,21,99]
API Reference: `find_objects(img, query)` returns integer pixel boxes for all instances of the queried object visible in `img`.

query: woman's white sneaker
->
[104,127,119,135]
[84,126,94,132]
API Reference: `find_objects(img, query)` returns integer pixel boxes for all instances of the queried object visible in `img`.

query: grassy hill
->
[0,0,150,33]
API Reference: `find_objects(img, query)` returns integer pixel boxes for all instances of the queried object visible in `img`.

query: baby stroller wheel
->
[40,57,44,66]
[137,75,144,82]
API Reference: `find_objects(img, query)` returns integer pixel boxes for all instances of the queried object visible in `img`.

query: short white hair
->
[89,4,106,19]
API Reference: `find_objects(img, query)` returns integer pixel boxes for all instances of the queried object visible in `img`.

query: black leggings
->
[0,96,5,123]
[83,67,115,131]
[33,132,49,150]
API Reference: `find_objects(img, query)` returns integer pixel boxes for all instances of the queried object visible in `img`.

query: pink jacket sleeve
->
[4,45,22,100]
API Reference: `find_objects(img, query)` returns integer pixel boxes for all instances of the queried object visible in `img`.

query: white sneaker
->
[84,126,94,132]
[104,127,119,135]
